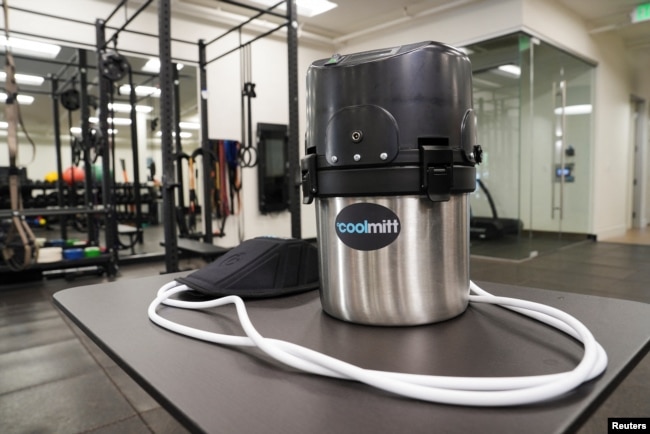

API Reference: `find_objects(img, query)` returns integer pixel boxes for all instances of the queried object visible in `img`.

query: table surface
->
[54,274,650,434]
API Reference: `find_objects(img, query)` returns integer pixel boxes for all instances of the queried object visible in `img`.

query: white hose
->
[147,280,607,406]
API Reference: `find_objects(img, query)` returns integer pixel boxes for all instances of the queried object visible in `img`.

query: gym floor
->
[1,238,648,433]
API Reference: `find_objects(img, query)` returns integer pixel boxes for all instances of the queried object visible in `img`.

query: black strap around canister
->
[301,145,480,204]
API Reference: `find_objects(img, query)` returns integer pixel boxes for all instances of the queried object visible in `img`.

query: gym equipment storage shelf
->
[0,206,114,276]
[0,253,111,275]
[113,182,160,225]
[0,180,160,225]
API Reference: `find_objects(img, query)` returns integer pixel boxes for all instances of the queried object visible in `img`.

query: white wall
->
[155,2,330,242]
[202,34,328,244]
[628,49,650,227]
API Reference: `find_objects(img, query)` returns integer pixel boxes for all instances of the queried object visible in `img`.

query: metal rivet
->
[379,152,388,160]
[353,154,361,162]
[331,155,338,163]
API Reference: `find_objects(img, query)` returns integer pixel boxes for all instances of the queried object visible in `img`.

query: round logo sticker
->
[335,203,401,251]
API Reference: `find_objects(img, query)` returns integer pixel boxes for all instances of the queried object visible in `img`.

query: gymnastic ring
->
[238,147,257,168]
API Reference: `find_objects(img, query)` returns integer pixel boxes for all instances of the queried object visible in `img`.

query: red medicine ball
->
[62,166,85,185]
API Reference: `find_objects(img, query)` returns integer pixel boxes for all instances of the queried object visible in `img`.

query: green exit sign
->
[632,2,650,23]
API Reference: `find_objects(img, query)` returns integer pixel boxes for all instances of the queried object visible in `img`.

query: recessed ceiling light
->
[497,64,521,77]
[0,36,61,59]
[89,116,132,126]
[70,127,118,135]
[554,104,592,115]
[0,92,35,105]
[156,130,192,138]
[109,102,154,113]
[118,84,161,98]
[251,0,337,17]
[0,71,45,86]
[142,58,184,73]
[179,121,200,130]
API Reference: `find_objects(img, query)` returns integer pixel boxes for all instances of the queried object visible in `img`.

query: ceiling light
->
[0,71,45,86]
[0,121,8,128]
[119,84,161,98]
[89,116,132,126]
[473,77,501,88]
[554,104,592,115]
[296,0,337,17]
[70,127,118,135]
[109,102,154,113]
[142,58,184,73]
[497,64,521,77]
[0,92,35,105]
[251,0,337,17]
[179,121,200,130]
[0,36,61,59]
[156,130,192,139]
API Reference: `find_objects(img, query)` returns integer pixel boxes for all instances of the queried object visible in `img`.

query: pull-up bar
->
[206,21,288,66]
[104,0,129,24]
[101,0,155,50]
[5,4,196,46]
[217,0,286,19]
[205,0,285,47]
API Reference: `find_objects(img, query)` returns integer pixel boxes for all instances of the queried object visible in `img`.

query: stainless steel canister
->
[316,195,470,325]
[301,41,481,326]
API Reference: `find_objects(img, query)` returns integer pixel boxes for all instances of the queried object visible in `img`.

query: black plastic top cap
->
[305,41,475,160]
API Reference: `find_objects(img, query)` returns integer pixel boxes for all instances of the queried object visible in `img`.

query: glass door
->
[466,34,524,258]
[465,33,594,260]
[522,38,594,238]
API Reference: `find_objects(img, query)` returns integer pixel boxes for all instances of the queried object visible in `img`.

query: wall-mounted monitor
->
[257,123,289,214]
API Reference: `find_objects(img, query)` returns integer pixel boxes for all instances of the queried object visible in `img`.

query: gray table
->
[53,274,650,434]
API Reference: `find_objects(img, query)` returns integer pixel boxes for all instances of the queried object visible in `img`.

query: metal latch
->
[420,145,453,202]
[300,154,318,204]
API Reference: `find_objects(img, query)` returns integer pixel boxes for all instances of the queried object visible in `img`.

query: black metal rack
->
[0,47,118,275]
[0,0,301,275]
[160,0,300,273]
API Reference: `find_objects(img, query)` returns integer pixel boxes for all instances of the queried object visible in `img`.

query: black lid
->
[301,41,480,203]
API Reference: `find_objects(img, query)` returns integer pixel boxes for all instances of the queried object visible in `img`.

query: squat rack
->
[157,0,301,273]
[94,0,200,273]
[99,0,301,273]
[2,1,301,275]
[196,0,301,245]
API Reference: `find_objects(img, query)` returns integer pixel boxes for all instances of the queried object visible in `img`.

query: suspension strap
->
[2,1,38,270]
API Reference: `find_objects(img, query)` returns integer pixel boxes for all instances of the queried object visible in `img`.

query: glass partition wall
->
[465,33,595,260]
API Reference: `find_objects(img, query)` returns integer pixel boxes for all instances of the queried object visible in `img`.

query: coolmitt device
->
[176,237,319,298]
[301,41,482,326]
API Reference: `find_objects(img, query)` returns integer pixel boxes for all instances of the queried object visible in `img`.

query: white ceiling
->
[207,0,650,49]
[558,0,650,47]
[183,0,650,77]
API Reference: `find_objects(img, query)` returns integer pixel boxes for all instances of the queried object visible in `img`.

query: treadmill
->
[470,179,522,240]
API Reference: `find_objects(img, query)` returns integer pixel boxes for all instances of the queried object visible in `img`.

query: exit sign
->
[632,2,650,23]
